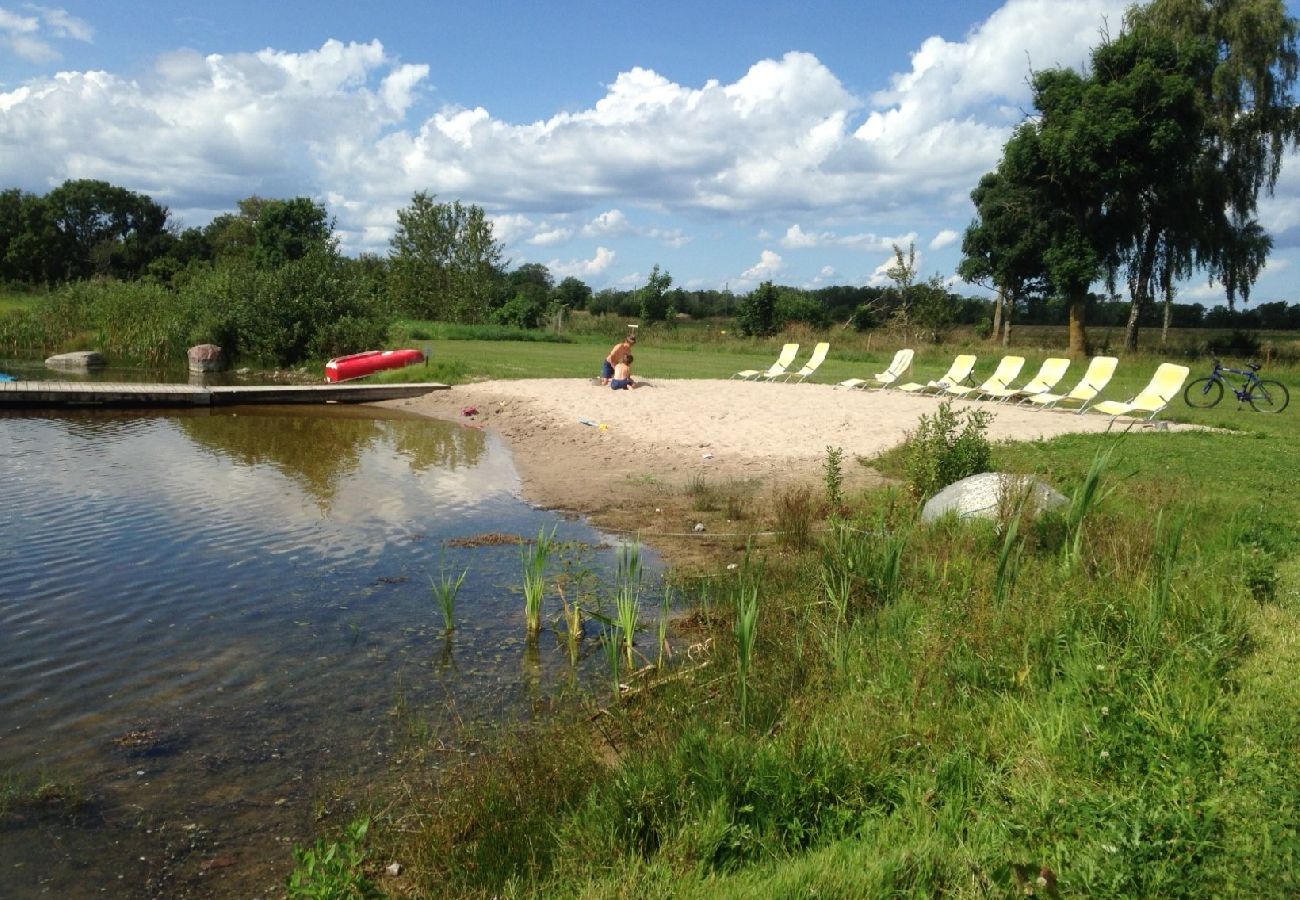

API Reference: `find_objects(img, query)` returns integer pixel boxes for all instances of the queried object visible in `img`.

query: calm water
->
[0,406,658,898]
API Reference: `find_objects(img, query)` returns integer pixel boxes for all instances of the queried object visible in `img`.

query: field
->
[272,325,1300,898]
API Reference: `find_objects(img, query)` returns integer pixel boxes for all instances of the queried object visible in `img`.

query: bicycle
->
[1183,357,1289,413]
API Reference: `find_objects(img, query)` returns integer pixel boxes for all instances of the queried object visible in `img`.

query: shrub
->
[901,399,993,500]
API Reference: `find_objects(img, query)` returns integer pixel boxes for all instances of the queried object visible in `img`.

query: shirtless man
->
[599,334,636,385]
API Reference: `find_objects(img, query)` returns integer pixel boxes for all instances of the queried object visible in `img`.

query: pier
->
[0,380,448,408]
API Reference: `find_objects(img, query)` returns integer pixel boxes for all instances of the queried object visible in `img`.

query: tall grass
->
[520,525,557,635]
[615,541,643,666]
[430,558,467,633]
[733,579,759,726]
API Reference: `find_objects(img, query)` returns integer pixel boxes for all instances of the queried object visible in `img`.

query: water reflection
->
[0,406,658,899]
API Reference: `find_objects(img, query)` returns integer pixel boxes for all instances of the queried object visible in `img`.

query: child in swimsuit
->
[610,354,638,390]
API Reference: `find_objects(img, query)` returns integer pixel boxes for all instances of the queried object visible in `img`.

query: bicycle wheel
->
[1246,379,1290,413]
[1184,377,1223,408]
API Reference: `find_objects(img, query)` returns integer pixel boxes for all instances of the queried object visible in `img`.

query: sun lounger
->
[896,354,977,394]
[733,343,798,380]
[1023,356,1118,412]
[981,357,1070,401]
[1089,363,1189,424]
[944,355,1025,399]
[777,342,830,383]
[837,348,914,390]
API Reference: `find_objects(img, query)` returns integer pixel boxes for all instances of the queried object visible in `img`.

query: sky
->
[4,0,1300,304]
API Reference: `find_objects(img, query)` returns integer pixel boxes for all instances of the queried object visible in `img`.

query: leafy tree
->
[553,276,592,311]
[38,179,171,281]
[736,280,779,336]
[883,242,959,344]
[253,197,335,268]
[959,171,1049,345]
[388,192,505,322]
[637,264,672,323]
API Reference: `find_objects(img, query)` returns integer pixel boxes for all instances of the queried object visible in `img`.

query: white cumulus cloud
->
[548,246,616,279]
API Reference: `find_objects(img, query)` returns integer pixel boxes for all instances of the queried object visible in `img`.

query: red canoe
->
[324,348,427,383]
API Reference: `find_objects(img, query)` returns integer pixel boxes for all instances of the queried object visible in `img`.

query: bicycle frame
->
[1206,358,1263,402]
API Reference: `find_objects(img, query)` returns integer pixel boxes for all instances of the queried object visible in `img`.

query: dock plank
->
[0,381,447,409]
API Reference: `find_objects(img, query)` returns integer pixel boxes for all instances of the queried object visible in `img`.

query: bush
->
[183,249,394,365]
[901,399,993,500]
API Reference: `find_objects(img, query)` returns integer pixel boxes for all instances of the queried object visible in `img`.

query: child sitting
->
[610,354,639,390]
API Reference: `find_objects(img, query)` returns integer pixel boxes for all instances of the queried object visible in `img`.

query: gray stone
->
[921,472,1068,524]
[45,350,105,370]
[187,343,225,373]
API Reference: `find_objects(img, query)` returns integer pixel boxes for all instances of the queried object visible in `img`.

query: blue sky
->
[4,0,1300,304]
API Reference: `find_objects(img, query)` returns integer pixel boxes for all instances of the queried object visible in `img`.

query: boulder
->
[187,344,225,373]
[921,472,1068,524]
[45,350,105,370]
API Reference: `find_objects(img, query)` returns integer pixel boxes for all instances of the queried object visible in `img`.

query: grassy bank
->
[289,335,1300,897]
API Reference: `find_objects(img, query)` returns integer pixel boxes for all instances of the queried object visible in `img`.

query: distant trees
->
[0,179,170,283]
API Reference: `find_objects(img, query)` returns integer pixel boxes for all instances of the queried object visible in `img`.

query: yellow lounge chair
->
[982,357,1071,401]
[1023,356,1118,412]
[838,348,914,390]
[777,342,830,383]
[733,343,798,380]
[1089,363,1189,424]
[897,354,977,394]
[945,355,1025,398]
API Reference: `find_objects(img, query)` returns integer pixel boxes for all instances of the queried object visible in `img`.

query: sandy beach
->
[383,378,1140,521]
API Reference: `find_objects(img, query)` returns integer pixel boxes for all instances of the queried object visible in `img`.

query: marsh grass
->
[773,483,817,549]
[520,525,557,635]
[429,558,467,633]
[615,541,644,666]
[733,579,759,725]
[685,472,720,512]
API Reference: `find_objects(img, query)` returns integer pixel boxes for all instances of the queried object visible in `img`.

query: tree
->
[39,179,171,281]
[736,281,778,336]
[553,276,592,311]
[253,197,334,268]
[388,192,505,322]
[959,171,1049,346]
[637,264,672,323]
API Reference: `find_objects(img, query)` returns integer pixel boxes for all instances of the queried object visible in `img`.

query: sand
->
[382,378,1141,519]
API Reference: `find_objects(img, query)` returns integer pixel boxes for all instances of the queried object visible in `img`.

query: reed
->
[657,585,673,669]
[520,524,557,635]
[601,624,622,698]
[615,541,643,666]
[1064,440,1119,570]
[734,579,759,725]
[558,584,582,665]
[430,562,468,633]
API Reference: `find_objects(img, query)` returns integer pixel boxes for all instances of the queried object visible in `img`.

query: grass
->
[287,328,1300,898]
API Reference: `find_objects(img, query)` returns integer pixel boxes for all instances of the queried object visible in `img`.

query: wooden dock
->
[0,380,448,409]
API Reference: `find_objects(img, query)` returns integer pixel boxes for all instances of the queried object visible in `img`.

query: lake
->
[0,405,660,897]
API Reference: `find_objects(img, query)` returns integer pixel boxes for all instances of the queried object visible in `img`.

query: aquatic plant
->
[615,541,643,666]
[520,525,557,635]
[430,561,468,633]
[558,584,583,665]
[601,624,622,699]
[657,585,673,669]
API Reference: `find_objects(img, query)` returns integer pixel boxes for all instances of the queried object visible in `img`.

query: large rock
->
[187,344,226,373]
[45,350,105,370]
[921,472,1068,524]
